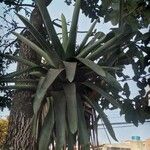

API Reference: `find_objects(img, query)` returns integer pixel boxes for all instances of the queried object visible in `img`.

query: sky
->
[0,0,150,144]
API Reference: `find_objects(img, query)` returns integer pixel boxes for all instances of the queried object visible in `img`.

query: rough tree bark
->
[4,1,52,149]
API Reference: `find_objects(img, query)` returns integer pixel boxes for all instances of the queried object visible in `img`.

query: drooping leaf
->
[33,69,63,114]
[77,19,97,53]
[77,94,90,149]
[64,83,78,134]
[84,95,118,141]
[39,98,54,150]
[66,0,81,58]
[63,61,77,82]
[84,82,121,108]
[67,130,74,150]
[0,53,38,67]
[13,32,56,67]
[77,58,106,77]
[52,91,66,150]
[61,14,68,51]
[35,0,65,58]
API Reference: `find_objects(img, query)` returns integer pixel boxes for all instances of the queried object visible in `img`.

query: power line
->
[98,120,150,126]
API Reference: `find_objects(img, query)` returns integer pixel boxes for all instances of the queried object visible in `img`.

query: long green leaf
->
[52,91,66,150]
[61,14,68,51]
[87,33,124,60]
[105,72,122,90]
[33,68,63,114]
[77,34,106,58]
[84,95,118,141]
[64,83,78,134]
[77,20,97,53]
[77,58,106,77]
[0,85,36,90]
[1,67,45,79]
[13,32,56,67]
[67,131,74,150]
[0,53,38,67]
[16,14,51,49]
[16,13,59,66]
[77,94,90,148]
[84,82,121,108]
[39,98,54,150]
[66,0,81,58]
[77,57,121,90]
[63,61,77,82]
[0,78,38,83]
[35,0,65,58]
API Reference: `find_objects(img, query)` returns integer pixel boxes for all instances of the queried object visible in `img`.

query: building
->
[97,138,150,150]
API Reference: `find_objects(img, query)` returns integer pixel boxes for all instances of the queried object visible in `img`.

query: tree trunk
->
[4,5,46,150]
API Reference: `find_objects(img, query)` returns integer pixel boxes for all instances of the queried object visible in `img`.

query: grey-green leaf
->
[63,61,77,82]
[77,33,106,58]
[66,0,81,58]
[0,85,36,90]
[84,95,118,141]
[35,0,65,58]
[39,98,54,150]
[84,82,121,108]
[105,72,122,90]
[0,52,38,67]
[16,14,51,50]
[61,14,68,51]
[52,91,66,150]
[77,94,90,148]
[64,83,78,134]
[77,58,106,77]
[13,32,56,67]
[33,69,63,114]
[87,33,124,60]
[77,20,97,53]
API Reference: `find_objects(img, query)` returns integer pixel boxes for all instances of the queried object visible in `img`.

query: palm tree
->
[0,0,132,149]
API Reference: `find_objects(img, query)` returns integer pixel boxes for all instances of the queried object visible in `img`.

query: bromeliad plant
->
[0,0,132,149]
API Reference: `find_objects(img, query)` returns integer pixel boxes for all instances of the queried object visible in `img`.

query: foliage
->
[0,0,134,148]
[0,0,150,148]
[0,119,8,146]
